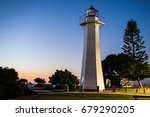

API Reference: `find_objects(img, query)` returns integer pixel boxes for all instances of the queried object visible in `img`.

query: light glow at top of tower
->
[86,5,99,17]
[80,5,104,26]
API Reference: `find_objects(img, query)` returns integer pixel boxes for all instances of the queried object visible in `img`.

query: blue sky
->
[0,0,150,82]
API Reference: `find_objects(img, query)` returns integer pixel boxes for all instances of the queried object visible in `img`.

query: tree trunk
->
[117,78,121,88]
[138,77,143,88]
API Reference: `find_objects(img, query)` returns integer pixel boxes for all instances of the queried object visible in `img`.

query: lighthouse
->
[80,5,105,91]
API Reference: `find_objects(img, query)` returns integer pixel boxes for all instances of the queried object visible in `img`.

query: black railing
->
[79,14,106,25]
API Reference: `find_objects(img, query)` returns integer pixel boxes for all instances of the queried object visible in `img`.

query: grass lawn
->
[15,92,150,100]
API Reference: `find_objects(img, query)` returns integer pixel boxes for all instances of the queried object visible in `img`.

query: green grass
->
[121,86,150,89]
[15,93,137,100]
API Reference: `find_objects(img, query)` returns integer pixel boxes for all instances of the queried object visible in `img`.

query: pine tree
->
[122,19,149,87]
[122,19,148,63]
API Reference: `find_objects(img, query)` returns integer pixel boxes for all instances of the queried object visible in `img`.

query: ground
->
[15,91,150,100]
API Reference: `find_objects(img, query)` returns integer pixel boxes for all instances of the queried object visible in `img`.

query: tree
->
[0,67,19,99]
[19,78,28,85]
[102,54,118,87]
[102,53,132,87]
[49,69,79,90]
[0,67,36,99]
[122,19,149,87]
[34,78,46,84]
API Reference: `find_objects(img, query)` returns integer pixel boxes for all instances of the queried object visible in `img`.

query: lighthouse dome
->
[86,5,99,17]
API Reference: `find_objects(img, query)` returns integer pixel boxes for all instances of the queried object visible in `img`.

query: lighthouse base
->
[80,86,104,92]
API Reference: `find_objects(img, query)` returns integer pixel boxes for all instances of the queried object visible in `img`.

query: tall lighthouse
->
[80,5,105,91]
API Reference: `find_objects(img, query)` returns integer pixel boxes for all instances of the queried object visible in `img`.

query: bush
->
[55,84,66,89]
[0,67,37,99]
[36,83,45,87]
[49,69,79,90]
[45,84,54,90]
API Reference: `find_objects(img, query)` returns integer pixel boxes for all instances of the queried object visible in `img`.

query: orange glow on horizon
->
[18,70,50,83]
[18,70,80,83]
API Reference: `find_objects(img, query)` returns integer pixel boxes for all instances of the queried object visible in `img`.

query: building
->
[80,5,105,91]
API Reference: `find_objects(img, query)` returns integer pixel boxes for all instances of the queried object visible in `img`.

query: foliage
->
[0,67,19,99]
[122,19,148,63]
[18,78,28,85]
[55,84,66,89]
[102,53,132,87]
[122,19,150,87]
[0,67,36,99]
[34,78,46,84]
[49,69,79,90]
[45,84,54,90]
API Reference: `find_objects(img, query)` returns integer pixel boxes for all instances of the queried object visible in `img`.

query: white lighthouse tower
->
[80,5,105,91]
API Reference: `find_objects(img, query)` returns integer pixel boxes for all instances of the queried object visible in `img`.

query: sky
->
[0,0,150,83]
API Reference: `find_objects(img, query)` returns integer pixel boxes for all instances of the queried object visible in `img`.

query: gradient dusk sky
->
[0,0,150,82]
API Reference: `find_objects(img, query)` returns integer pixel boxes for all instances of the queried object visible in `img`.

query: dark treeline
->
[0,67,79,99]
